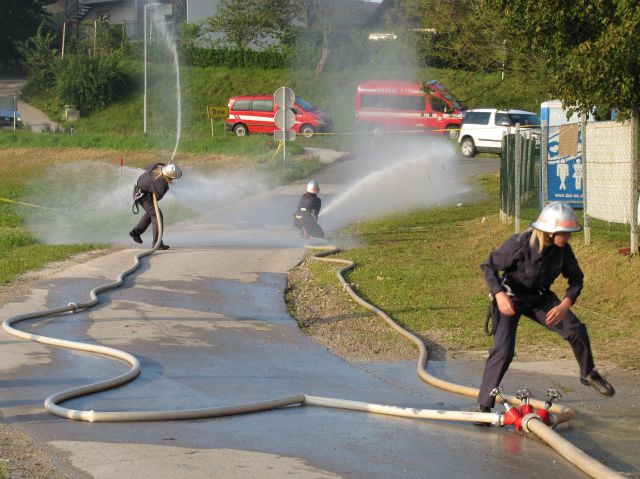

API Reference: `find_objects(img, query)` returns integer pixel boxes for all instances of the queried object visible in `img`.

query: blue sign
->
[540,102,584,208]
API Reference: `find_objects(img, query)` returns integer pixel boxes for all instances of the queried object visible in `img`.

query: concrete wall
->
[187,0,219,23]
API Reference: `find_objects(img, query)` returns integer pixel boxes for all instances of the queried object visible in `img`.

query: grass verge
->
[292,173,639,369]
[0,146,323,285]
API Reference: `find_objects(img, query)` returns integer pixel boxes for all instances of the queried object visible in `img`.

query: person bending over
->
[129,162,182,250]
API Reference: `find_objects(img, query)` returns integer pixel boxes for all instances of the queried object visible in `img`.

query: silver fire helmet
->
[530,201,582,233]
[306,179,319,194]
[161,163,182,179]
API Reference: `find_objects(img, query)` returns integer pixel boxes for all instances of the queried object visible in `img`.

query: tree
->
[495,0,640,117]
[206,0,298,50]
[397,0,511,72]
[0,0,54,69]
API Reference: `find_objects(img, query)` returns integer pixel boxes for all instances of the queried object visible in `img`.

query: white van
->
[458,108,540,157]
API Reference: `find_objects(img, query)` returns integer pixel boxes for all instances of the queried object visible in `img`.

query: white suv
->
[458,108,540,157]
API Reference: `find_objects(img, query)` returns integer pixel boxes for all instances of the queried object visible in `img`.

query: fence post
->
[541,119,548,206]
[581,114,590,245]
[514,123,521,233]
[630,112,639,254]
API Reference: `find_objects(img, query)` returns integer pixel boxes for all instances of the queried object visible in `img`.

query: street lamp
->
[143,2,161,134]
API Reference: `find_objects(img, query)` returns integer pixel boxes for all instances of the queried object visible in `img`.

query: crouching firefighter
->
[475,202,614,418]
[293,179,325,239]
[129,162,182,250]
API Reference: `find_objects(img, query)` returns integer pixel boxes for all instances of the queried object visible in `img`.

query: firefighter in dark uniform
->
[129,162,182,250]
[293,179,325,239]
[475,202,614,416]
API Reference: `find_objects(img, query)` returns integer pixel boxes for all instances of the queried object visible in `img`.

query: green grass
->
[0,140,323,285]
[304,173,639,369]
[16,64,550,152]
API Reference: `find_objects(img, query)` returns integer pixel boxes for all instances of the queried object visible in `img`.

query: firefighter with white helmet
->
[474,202,614,419]
[293,179,324,239]
[129,162,182,250]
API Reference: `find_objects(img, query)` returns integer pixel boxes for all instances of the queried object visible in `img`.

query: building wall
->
[187,0,220,23]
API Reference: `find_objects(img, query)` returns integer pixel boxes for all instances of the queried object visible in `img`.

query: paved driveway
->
[0,77,60,132]
[1,145,638,478]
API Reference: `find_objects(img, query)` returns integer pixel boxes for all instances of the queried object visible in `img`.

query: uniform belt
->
[503,281,547,297]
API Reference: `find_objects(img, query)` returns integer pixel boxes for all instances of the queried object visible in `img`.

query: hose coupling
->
[535,408,557,428]
[520,413,543,433]
[68,302,79,313]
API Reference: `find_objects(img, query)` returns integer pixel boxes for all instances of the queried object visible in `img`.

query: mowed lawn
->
[304,174,639,369]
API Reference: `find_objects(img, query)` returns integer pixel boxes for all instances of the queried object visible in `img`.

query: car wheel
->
[460,137,477,158]
[300,124,314,137]
[233,123,248,137]
[446,125,459,140]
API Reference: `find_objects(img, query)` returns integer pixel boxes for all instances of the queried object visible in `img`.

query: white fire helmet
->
[530,201,582,233]
[306,179,319,194]
[161,163,182,179]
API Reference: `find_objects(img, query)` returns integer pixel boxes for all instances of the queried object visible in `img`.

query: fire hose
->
[1,193,624,479]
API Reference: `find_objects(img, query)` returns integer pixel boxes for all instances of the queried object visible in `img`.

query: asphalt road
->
[0,77,60,132]
[1,144,638,479]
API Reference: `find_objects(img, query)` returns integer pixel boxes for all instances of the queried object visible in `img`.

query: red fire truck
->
[355,80,466,138]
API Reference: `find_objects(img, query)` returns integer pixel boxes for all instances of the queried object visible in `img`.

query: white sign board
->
[274,130,296,141]
[275,109,295,130]
[274,87,295,110]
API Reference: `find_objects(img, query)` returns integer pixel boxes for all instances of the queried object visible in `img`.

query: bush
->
[55,54,128,114]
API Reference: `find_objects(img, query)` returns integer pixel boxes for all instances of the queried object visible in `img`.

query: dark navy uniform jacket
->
[297,192,321,219]
[137,163,170,200]
[480,229,584,304]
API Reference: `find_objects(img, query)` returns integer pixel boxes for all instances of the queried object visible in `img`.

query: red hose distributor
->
[491,387,523,429]
[536,388,561,427]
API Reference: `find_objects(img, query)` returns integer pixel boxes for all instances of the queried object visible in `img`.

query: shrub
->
[55,54,128,114]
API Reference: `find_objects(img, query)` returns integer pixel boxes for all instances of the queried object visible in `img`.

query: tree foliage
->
[0,0,54,69]
[495,0,640,117]
[206,0,298,50]
[55,54,127,114]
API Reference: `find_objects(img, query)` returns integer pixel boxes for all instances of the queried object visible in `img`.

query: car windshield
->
[509,113,540,126]
[295,96,316,111]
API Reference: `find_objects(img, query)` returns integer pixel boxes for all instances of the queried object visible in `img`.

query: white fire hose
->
[1,194,624,479]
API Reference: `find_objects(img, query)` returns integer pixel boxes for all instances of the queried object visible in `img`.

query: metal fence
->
[540,116,639,253]
[500,126,537,232]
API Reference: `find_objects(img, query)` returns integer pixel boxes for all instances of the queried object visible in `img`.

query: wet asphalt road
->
[1,145,638,478]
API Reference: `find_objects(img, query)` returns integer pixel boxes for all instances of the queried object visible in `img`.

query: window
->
[430,96,451,114]
[252,100,273,112]
[231,100,250,111]
[495,113,513,126]
[462,111,491,125]
[509,113,540,126]
[361,94,425,111]
[295,96,316,111]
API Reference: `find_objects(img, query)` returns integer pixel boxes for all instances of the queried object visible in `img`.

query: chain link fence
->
[583,118,639,252]
[500,127,537,231]
[533,115,639,253]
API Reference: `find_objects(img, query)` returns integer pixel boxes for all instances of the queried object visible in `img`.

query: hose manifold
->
[520,413,543,433]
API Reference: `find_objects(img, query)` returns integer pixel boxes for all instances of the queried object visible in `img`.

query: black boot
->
[473,405,492,427]
[580,370,615,397]
[129,230,143,244]
[157,243,170,250]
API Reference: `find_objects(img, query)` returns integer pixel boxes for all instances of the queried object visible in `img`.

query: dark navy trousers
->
[132,194,164,245]
[477,292,595,408]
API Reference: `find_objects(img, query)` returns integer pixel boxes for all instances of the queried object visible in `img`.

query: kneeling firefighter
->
[475,202,614,417]
[293,179,324,239]
[129,162,182,250]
